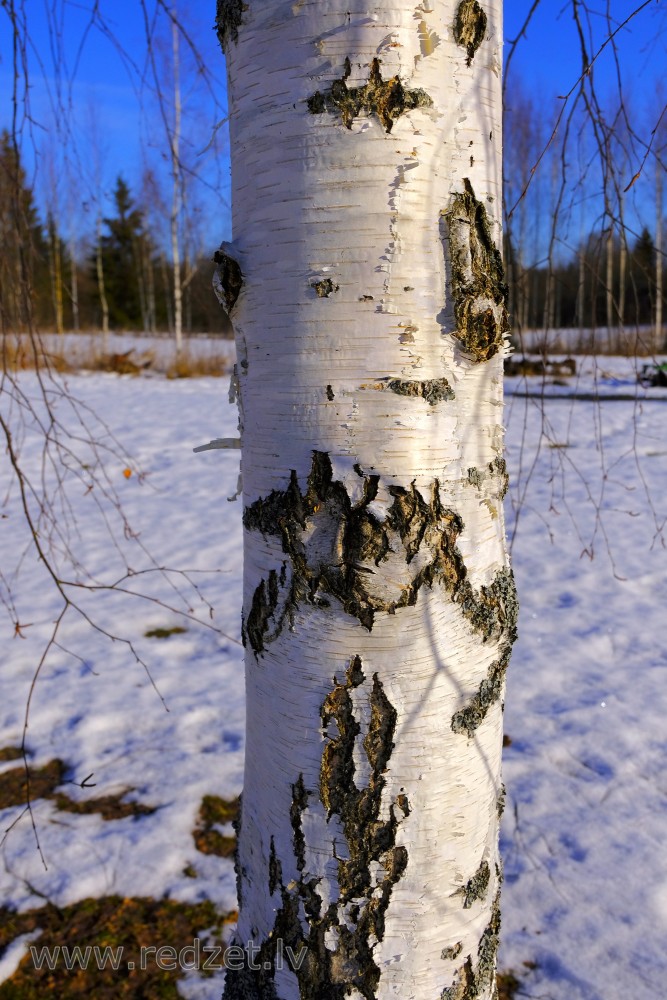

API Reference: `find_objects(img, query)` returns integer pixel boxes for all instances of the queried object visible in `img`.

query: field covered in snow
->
[1,355,667,998]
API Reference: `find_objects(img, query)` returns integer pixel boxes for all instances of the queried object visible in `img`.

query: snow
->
[1,354,666,997]
[501,357,667,998]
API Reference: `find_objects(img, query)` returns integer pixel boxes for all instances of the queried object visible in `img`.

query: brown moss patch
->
[193,796,239,858]
[0,896,235,999]
[497,969,521,999]
[0,760,65,810]
[49,792,156,822]
[144,626,188,639]
[0,757,156,821]
[0,747,24,763]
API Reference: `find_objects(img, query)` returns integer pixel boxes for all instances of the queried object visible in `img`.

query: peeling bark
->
[446,179,509,362]
[453,1,487,66]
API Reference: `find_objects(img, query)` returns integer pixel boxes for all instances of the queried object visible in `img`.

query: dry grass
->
[1,332,232,378]
[192,796,238,858]
[0,748,236,996]
[518,324,665,357]
[1,334,68,373]
[0,896,235,998]
[164,347,230,379]
[0,760,66,810]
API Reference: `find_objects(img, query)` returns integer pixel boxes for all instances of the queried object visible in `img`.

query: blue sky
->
[0,1,664,252]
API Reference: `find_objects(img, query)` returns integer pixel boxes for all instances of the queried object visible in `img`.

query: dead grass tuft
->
[164,347,229,378]
[1,334,70,373]
[2,334,231,378]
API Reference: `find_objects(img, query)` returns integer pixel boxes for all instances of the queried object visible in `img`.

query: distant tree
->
[628,228,655,328]
[46,212,65,334]
[98,176,152,330]
[0,130,49,332]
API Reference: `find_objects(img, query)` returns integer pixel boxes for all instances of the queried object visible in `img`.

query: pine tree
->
[0,130,49,331]
[99,176,151,330]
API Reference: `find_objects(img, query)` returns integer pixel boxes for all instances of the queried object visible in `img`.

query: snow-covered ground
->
[1,355,666,998]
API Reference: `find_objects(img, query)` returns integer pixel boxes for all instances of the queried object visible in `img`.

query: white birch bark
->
[216,2,515,998]
[171,9,183,354]
[95,209,109,349]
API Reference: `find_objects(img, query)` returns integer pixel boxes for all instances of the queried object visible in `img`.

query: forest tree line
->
[505,226,664,336]
[0,131,230,337]
[1,112,665,342]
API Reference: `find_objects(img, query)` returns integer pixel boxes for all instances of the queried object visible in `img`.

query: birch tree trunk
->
[95,209,109,349]
[215,2,515,997]
[171,9,183,354]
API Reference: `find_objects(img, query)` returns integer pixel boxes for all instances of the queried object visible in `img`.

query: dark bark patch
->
[245,454,463,632]
[244,568,280,654]
[213,245,243,313]
[445,179,509,363]
[227,662,408,999]
[223,949,280,1000]
[442,942,463,961]
[385,376,455,405]
[453,1,487,66]
[451,644,512,738]
[215,0,247,51]
[326,384,335,400]
[300,664,407,995]
[244,454,517,650]
[458,859,490,909]
[312,277,339,297]
[268,836,282,895]
[290,773,308,873]
[307,57,432,133]
[320,660,362,817]
[232,793,243,909]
